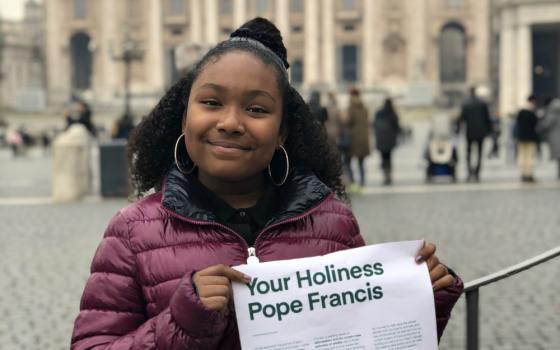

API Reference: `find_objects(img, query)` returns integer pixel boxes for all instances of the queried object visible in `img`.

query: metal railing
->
[464,245,560,350]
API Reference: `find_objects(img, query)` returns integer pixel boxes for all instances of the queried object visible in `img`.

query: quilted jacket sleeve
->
[71,212,228,350]
[434,270,464,342]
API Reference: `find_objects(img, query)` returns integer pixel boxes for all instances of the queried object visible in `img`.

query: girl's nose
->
[216,107,245,134]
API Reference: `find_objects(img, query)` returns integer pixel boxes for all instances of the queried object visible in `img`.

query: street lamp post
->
[0,17,4,120]
[110,26,144,116]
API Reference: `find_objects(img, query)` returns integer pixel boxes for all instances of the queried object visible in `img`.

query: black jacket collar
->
[162,166,331,226]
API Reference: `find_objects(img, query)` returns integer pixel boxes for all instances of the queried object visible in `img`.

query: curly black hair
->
[128,18,346,199]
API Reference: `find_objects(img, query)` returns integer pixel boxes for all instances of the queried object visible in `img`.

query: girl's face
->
[184,51,284,183]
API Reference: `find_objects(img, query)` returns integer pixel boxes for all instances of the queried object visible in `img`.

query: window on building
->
[341,45,358,82]
[445,0,460,9]
[70,32,92,90]
[73,0,87,19]
[166,47,179,86]
[439,22,467,83]
[169,0,184,15]
[170,27,184,36]
[341,0,357,10]
[256,0,269,13]
[291,59,303,84]
[292,25,303,33]
[291,0,303,12]
[220,0,233,14]
[343,24,355,31]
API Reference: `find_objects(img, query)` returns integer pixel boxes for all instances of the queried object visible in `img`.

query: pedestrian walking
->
[537,98,560,179]
[373,98,401,185]
[346,87,371,190]
[457,87,492,182]
[324,92,341,146]
[516,95,540,182]
[112,113,135,140]
[487,114,501,158]
[308,90,328,126]
[71,18,462,349]
[66,100,97,137]
[327,93,353,180]
[6,128,23,157]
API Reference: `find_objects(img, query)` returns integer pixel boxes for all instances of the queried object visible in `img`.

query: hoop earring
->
[268,145,289,186]
[174,133,196,175]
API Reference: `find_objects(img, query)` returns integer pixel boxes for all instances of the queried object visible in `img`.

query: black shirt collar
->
[190,175,277,229]
[162,165,331,225]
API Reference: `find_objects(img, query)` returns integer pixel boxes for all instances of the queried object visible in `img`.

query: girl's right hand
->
[192,264,251,314]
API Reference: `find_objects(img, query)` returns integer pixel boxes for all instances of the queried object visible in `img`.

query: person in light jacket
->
[71,18,463,349]
[346,87,371,189]
[537,98,560,179]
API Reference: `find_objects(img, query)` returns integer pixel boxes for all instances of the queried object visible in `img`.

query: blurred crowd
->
[2,87,559,188]
[306,86,560,190]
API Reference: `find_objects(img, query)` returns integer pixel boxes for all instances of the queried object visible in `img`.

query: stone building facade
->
[43,0,494,112]
[494,0,560,116]
[0,0,45,112]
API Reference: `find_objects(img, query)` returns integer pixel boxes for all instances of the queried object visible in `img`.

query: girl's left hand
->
[416,241,456,291]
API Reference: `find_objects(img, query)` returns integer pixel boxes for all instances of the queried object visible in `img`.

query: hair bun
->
[230,17,290,69]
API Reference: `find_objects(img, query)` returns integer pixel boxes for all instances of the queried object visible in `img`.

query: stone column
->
[275,0,290,47]
[304,0,320,88]
[321,0,335,88]
[205,0,219,44]
[44,0,69,105]
[499,9,516,116]
[190,0,203,43]
[363,0,376,86]
[515,24,532,110]
[100,0,118,101]
[234,0,247,28]
[470,0,490,84]
[146,0,165,93]
[407,0,428,80]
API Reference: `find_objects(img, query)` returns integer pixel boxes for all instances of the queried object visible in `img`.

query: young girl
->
[71,18,462,349]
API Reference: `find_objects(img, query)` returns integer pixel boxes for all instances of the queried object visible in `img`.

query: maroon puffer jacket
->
[71,168,463,349]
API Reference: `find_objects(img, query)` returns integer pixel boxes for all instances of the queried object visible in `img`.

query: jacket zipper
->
[250,192,334,259]
[163,192,334,265]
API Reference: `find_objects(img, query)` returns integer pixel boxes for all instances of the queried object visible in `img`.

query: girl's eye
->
[201,100,220,107]
[247,106,268,114]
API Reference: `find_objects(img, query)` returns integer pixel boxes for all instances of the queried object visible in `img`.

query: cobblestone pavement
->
[352,189,560,350]
[1,121,559,349]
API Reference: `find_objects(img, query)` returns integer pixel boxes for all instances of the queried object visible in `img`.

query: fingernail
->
[415,256,423,263]
[243,274,252,283]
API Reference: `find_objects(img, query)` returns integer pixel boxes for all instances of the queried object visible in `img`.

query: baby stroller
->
[424,114,458,183]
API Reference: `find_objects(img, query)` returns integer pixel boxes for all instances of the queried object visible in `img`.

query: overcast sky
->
[0,0,40,21]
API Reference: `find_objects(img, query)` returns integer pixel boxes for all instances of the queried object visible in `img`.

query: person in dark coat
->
[76,101,96,136]
[66,101,97,137]
[458,87,492,182]
[308,90,328,126]
[516,95,540,182]
[373,98,401,185]
[71,18,463,349]
[113,113,136,140]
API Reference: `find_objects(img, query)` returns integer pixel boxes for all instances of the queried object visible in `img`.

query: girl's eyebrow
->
[198,83,276,102]
[247,90,276,103]
[199,83,226,93]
